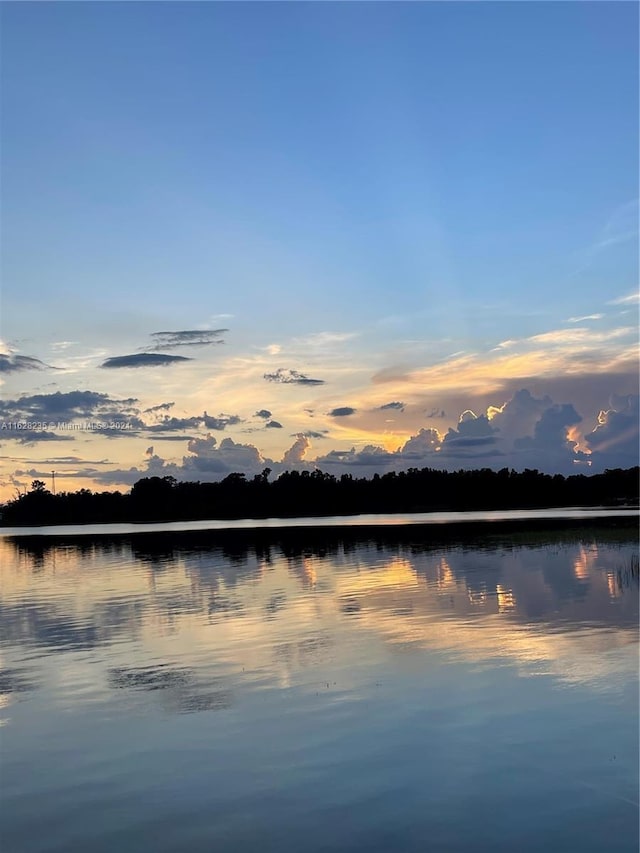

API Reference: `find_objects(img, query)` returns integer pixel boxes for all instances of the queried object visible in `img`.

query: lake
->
[1,514,638,852]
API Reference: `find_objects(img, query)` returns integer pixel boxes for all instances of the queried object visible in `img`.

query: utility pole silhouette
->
[51,471,56,495]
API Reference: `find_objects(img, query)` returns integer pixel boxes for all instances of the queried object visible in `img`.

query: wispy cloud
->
[264,368,326,386]
[569,200,639,279]
[146,329,228,351]
[143,402,175,414]
[607,292,639,306]
[101,354,193,369]
[567,314,603,323]
[0,354,54,374]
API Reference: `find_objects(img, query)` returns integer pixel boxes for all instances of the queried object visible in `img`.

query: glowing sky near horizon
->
[1,2,638,499]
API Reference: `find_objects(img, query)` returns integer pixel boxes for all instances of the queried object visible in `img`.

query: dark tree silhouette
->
[1,466,637,527]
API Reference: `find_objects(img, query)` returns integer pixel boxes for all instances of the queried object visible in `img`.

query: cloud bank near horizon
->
[5,388,637,494]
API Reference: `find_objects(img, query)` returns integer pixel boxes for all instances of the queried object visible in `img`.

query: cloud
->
[440,411,499,457]
[378,401,405,412]
[607,292,639,306]
[296,430,329,439]
[426,408,446,418]
[146,412,242,432]
[0,390,140,422]
[584,394,640,471]
[0,391,243,444]
[294,331,359,346]
[263,368,325,386]
[329,407,356,417]
[101,354,193,369]
[313,389,602,477]
[398,428,441,460]
[86,436,270,487]
[487,388,552,441]
[513,404,585,469]
[146,417,202,432]
[90,433,315,487]
[10,432,75,445]
[0,390,143,444]
[569,201,639,278]
[146,329,228,350]
[203,413,243,430]
[265,421,283,429]
[182,435,267,477]
[315,445,396,474]
[377,325,637,399]
[143,402,175,414]
[567,314,604,323]
[255,409,272,420]
[0,354,53,373]
[18,455,110,466]
[282,435,311,465]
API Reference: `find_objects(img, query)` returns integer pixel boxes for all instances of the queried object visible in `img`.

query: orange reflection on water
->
[435,557,456,592]
[573,544,598,581]
[607,572,621,599]
[496,584,516,613]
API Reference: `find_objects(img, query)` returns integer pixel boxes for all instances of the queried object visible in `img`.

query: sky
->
[1,2,638,500]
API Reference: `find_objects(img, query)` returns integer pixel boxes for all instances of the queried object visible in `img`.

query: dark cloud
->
[182,436,268,478]
[441,412,498,456]
[329,407,356,417]
[584,394,639,471]
[146,413,242,433]
[84,434,315,488]
[147,329,228,350]
[443,435,499,449]
[265,421,283,429]
[316,446,395,468]
[295,430,329,439]
[426,408,446,418]
[146,417,202,432]
[0,390,140,422]
[31,456,110,465]
[143,402,175,414]
[263,368,325,386]
[0,354,53,373]
[12,432,75,445]
[255,409,272,420]
[204,413,242,430]
[0,389,146,440]
[101,354,193,369]
[152,435,196,442]
[514,404,582,453]
[378,401,405,412]
[0,389,246,447]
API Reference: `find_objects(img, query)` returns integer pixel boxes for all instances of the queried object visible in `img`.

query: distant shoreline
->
[2,506,637,540]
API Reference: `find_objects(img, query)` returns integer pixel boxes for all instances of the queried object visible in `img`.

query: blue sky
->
[1,2,638,497]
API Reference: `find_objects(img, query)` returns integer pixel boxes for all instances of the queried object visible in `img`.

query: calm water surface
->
[1,519,638,852]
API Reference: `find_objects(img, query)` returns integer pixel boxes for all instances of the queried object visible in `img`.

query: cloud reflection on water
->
[0,525,637,726]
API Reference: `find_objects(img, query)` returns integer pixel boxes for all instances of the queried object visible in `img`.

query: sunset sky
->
[1,2,638,500]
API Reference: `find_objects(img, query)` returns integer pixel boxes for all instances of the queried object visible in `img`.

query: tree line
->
[1,465,638,526]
